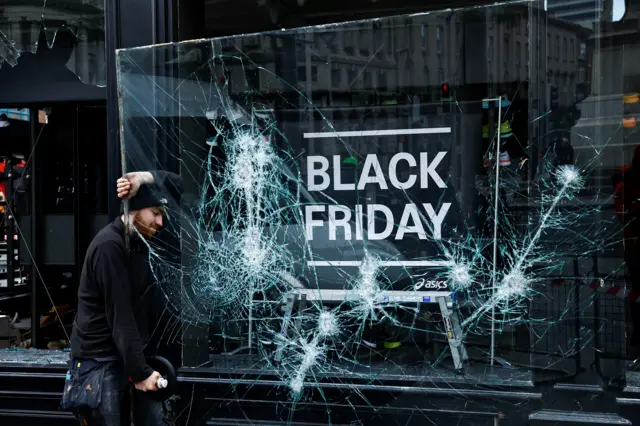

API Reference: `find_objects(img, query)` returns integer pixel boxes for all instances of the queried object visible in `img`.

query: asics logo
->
[414,279,448,290]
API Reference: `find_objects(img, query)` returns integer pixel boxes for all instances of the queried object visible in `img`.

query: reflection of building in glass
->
[0,2,106,85]
[221,7,590,107]
[214,5,593,192]
[484,7,591,107]
[570,0,640,186]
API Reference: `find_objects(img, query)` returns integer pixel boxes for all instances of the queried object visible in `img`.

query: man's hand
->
[117,172,154,199]
[134,371,162,392]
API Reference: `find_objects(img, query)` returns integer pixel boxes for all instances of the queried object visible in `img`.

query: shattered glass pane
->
[0,1,106,86]
[117,0,640,422]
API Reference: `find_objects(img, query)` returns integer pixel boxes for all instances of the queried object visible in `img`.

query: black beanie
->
[129,183,168,211]
[127,171,183,211]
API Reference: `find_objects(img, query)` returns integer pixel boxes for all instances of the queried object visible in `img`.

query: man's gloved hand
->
[117,172,154,199]
[134,371,162,392]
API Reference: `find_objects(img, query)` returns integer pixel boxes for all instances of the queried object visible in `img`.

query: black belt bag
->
[60,359,107,411]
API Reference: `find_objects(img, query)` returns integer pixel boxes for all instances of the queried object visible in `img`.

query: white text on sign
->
[304,152,450,241]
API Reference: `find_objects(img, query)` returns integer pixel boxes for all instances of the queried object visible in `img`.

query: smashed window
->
[117,0,638,423]
[0,2,106,85]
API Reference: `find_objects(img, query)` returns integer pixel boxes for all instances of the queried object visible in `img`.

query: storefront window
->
[0,1,106,85]
[118,0,640,422]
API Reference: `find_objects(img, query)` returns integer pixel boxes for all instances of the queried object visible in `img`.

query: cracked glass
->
[117,0,640,423]
[0,0,106,86]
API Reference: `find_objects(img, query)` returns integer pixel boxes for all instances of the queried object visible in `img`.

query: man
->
[67,170,182,425]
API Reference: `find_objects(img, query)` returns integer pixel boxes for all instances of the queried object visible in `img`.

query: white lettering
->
[328,205,352,240]
[389,152,417,190]
[396,204,426,240]
[420,152,447,188]
[367,204,394,240]
[303,151,452,243]
[423,202,451,240]
[357,154,388,190]
[307,156,330,191]
[305,205,325,240]
[304,203,451,241]
[355,204,364,240]
[333,155,355,190]
[307,152,448,191]
[414,279,448,290]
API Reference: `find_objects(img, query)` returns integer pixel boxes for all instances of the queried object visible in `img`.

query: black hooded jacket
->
[70,171,182,382]
[70,217,157,381]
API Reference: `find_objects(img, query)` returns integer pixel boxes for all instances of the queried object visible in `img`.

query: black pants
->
[76,361,167,426]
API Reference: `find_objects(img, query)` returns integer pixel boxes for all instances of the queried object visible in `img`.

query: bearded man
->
[68,171,182,426]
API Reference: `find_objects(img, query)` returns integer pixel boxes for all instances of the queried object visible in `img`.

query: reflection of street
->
[613,145,640,351]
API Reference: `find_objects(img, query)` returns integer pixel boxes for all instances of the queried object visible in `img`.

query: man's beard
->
[133,213,158,239]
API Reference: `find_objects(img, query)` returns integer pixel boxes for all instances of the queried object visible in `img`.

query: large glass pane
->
[117,0,639,423]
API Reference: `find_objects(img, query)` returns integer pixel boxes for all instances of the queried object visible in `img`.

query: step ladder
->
[275,288,470,371]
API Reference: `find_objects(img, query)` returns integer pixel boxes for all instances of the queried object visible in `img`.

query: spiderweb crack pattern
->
[147,68,611,395]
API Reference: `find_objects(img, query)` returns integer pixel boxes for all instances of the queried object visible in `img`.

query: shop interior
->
[0,104,108,350]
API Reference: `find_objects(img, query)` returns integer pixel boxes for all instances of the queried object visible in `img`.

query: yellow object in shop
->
[482,121,513,138]
[624,93,639,104]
